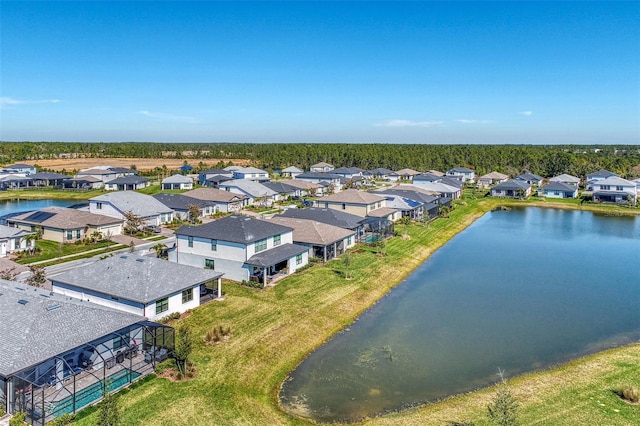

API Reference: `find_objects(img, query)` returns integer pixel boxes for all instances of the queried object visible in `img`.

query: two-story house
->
[310,162,334,173]
[315,189,388,217]
[170,215,309,286]
[592,176,637,204]
[446,167,475,182]
[231,167,270,182]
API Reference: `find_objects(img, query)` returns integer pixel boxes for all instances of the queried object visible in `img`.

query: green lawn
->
[70,197,640,425]
[15,239,118,264]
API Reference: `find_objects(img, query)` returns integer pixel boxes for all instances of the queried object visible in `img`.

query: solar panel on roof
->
[24,211,56,223]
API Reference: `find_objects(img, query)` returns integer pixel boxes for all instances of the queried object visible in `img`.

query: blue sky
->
[1,1,638,144]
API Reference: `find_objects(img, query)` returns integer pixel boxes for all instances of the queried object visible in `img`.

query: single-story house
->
[0,280,172,425]
[332,167,365,180]
[279,207,367,241]
[281,166,304,178]
[394,168,421,181]
[152,193,217,219]
[295,172,342,191]
[1,163,36,175]
[218,179,278,205]
[515,173,544,187]
[64,176,104,190]
[161,174,194,190]
[0,174,32,190]
[30,172,70,187]
[539,181,579,199]
[477,171,509,188]
[282,179,324,197]
[89,192,174,226]
[76,168,119,183]
[376,188,441,219]
[104,176,150,191]
[262,181,300,199]
[170,215,309,285]
[52,254,223,320]
[8,207,124,243]
[411,175,463,199]
[367,168,399,181]
[269,216,356,262]
[198,168,234,186]
[310,162,334,173]
[549,173,581,188]
[0,225,34,257]
[491,180,532,198]
[182,188,249,212]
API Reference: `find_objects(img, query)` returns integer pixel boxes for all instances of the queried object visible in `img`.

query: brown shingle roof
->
[269,216,355,245]
[319,189,385,204]
[182,188,248,203]
[9,207,122,229]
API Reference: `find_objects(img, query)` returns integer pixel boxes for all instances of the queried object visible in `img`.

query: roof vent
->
[120,255,128,259]
[46,303,62,311]
[18,299,28,305]
[135,258,145,262]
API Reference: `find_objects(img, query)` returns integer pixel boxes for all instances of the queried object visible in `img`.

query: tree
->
[399,216,412,239]
[187,204,201,224]
[26,265,47,287]
[342,252,353,280]
[23,233,37,255]
[151,243,168,259]
[123,211,143,235]
[90,230,103,243]
[0,267,19,281]
[487,369,519,426]
[96,391,121,426]
[173,325,193,376]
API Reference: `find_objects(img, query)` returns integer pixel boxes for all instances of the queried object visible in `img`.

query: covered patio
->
[245,243,309,287]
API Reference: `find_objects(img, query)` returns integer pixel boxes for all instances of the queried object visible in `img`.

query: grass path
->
[69,197,638,425]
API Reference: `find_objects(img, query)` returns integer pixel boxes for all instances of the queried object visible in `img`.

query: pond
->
[0,198,80,221]
[280,207,640,422]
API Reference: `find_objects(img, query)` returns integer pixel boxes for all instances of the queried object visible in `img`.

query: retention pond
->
[280,207,640,422]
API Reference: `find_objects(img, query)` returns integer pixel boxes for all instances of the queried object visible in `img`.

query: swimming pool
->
[49,369,142,417]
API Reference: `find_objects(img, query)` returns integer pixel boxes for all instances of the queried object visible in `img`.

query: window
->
[601,185,610,190]
[182,288,193,303]
[96,202,103,209]
[255,238,267,252]
[616,186,624,191]
[347,236,352,245]
[188,236,193,247]
[205,258,215,270]
[66,230,73,240]
[273,234,281,246]
[156,298,169,315]
[76,229,81,239]
[296,253,303,265]
[211,239,217,251]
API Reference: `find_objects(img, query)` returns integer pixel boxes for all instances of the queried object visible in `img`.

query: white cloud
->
[0,97,60,108]
[374,119,444,128]
[456,119,493,124]
[138,110,198,123]
[518,111,533,116]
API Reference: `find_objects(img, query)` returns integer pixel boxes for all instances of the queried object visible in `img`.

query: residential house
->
[52,254,223,320]
[332,167,365,180]
[549,173,581,188]
[76,168,119,183]
[198,168,234,186]
[376,188,442,219]
[232,167,270,181]
[279,207,367,241]
[170,215,309,285]
[268,216,356,262]
[295,172,342,191]
[281,166,303,178]
[182,188,249,212]
[64,176,104,190]
[426,170,445,177]
[89,191,174,226]
[8,207,123,243]
[412,174,463,199]
[446,167,475,182]
[30,172,70,187]
[152,193,217,220]
[395,168,421,181]
[104,176,150,191]
[490,180,532,198]
[0,280,171,425]
[1,163,36,175]
[515,173,544,187]
[262,181,300,199]
[477,171,509,188]
[591,176,637,204]
[310,162,334,173]
[0,174,32,190]
[161,174,194,190]
[368,168,399,181]
[586,169,619,190]
[282,179,324,197]
[218,179,278,205]
[378,194,424,220]
[539,181,579,199]
[0,225,34,257]
[315,189,387,217]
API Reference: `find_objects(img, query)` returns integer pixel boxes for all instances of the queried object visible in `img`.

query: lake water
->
[0,199,79,220]
[280,207,640,422]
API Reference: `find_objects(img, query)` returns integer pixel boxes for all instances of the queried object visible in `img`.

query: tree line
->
[1,142,639,178]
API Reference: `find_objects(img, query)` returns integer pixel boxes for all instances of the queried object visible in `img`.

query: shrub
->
[204,325,232,344]
[47,413,75,426]
[487,384,519,426]
[8,412,27,426]
[154,358,175,374]
[618,385,639,403]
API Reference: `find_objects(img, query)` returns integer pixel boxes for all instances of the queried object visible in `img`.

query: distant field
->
[23,157,252,172]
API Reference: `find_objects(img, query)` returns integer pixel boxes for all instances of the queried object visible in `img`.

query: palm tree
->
[23,233,37,255]
[151,243,168,259]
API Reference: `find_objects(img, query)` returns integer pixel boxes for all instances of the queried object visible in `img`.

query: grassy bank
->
[71,197,639,425]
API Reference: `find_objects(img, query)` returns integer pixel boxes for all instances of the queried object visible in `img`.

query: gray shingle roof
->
[493,179,531,191]
[245,243,308,267]
[91,191,173,218]
[175,215,293,244]
[162,174,193,184]
[587,169,618,179]
[219,179,277,198]
[279,207,365,230]
[182,188,248,202]
[262,181,298,194]
[153,193,212,210]
[0,224,32,239]
[52,255,222,304]
[0,280,144,377]
[541,181,577,192]
[107,176,149,185]
[269,216,355,245]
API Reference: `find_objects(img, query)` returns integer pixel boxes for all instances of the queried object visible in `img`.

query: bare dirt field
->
[22,157,252,172]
